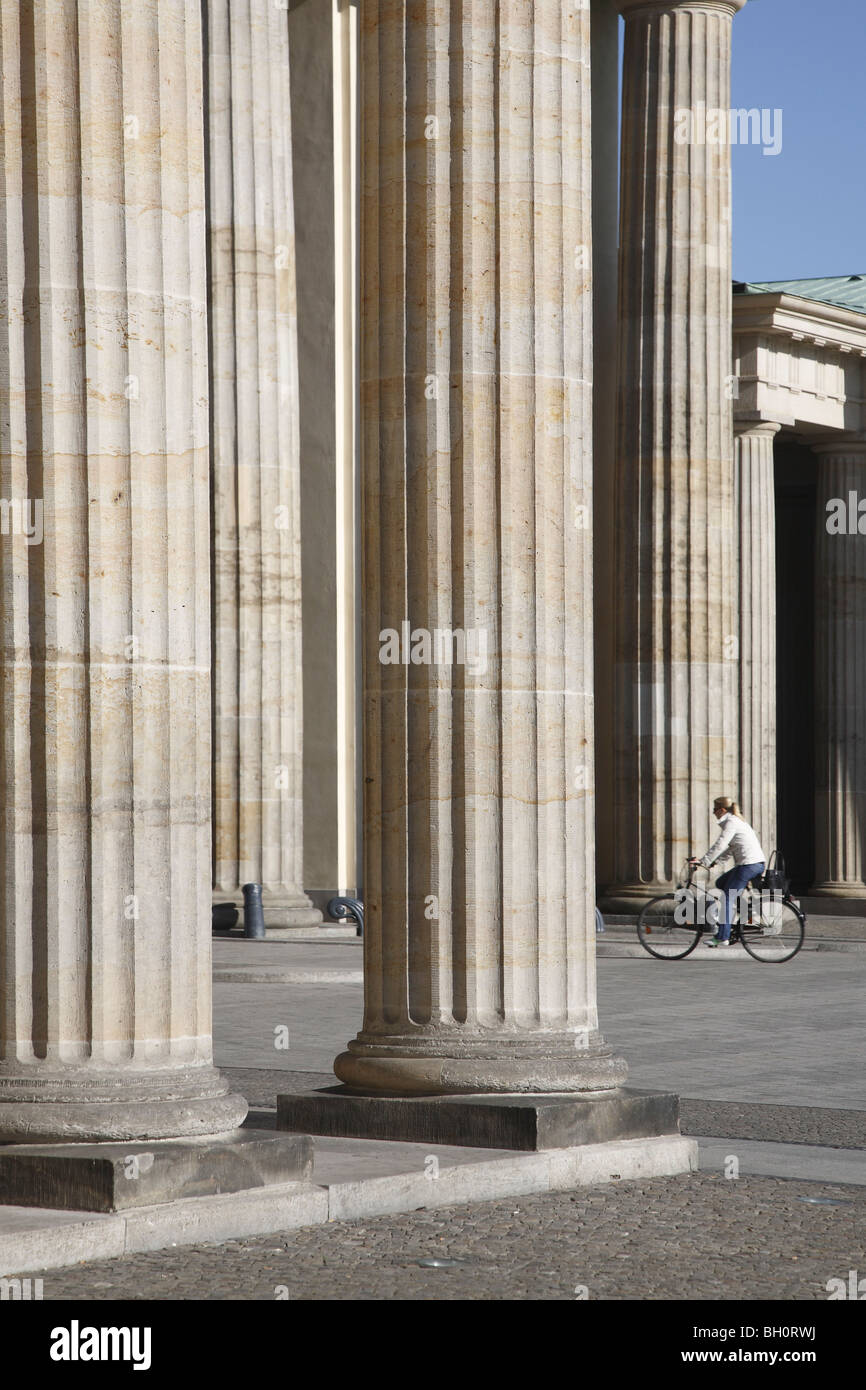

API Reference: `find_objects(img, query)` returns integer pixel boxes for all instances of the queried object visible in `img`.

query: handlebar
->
[680,858,709,888]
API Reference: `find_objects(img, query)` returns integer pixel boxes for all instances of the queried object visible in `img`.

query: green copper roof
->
[733,274,866,315]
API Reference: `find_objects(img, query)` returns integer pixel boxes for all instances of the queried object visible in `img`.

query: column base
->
[599,882,674,913]
[331,1032,628,1096]
[213,888,323,930]
[264,903,324,930]
[277,1085,678,1152]
[0,1068,248,1144]
[810,881,866,900]
[0,1129,313,1212]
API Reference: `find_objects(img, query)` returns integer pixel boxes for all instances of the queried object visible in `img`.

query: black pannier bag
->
[760,850,790,896]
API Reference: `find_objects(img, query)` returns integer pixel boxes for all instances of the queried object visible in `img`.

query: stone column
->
[607,0,745,903]
[290,0,361,913]
[332,0,626,1096]
[813,440,866,896]
[0,0,246,1140]
[591,0,621,892]
[207,0,321,929]
[734,419,780,850]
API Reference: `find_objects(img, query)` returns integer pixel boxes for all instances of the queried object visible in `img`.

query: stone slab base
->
[213,966,364,983]
[0,1130,313,1213]
[798,897,866,917]
[0,1133,697,1276]
[212,926,359,943]
[264,925,358,940]
[276,1086,679,1151]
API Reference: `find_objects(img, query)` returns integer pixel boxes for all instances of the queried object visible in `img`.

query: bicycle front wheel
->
[637,895,702,960]
[739,899,805,962]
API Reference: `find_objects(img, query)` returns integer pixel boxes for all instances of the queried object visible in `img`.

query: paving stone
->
[682,1099,866,1150]
[11,1173,865,1301]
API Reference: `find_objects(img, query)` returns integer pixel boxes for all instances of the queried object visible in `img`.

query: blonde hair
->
[714,796,742,817]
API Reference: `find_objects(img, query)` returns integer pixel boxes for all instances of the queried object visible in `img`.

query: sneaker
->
[706,937,730,948]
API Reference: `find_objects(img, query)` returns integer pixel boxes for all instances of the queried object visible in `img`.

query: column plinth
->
[207,0,321,933]
[0,0,245,1143]
[326,0,626,1098]
[606,0,744,902]
[813,440,866,897]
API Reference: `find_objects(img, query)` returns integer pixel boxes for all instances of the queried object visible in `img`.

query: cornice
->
[601,0,747,17]
[733,293,866,355]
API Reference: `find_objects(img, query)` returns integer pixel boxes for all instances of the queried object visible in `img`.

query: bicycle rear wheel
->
[739,898,805,962]
[637,895,702,960]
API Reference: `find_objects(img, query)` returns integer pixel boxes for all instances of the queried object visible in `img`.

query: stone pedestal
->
[606,0,746,903]
[0,1132,312,1213]
[0,0,245,1144]
[305,0,634,1110]
[734,419,781,849]
[207,0,321,932]
[278,1088,680,1153]
[813,440,866,895]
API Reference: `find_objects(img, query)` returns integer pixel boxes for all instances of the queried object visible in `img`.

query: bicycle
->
[636,860,806,963]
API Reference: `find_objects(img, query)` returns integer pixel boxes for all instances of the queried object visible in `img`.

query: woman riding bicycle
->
[689,797,765,948]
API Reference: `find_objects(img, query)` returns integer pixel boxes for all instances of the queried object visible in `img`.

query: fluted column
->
[813,440,866,896]
[734,419,780,849]
[591,0,621,891]
[0,0,246,1140]
[207,0,321,929]
[334,0,626,1096]
[608,0,745,901]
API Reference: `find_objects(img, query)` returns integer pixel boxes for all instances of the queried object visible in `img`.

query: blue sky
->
[730,0,866,282]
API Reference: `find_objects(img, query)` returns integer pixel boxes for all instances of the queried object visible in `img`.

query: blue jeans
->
[714,863,765,941]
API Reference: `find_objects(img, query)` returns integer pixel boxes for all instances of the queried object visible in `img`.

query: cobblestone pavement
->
[680,1099,866,1150]
[22,1173,866,1301]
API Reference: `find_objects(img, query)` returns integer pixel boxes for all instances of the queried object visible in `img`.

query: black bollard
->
[242,883,266,939]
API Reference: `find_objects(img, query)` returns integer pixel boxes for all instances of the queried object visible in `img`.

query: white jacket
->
[699,813,766,869]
